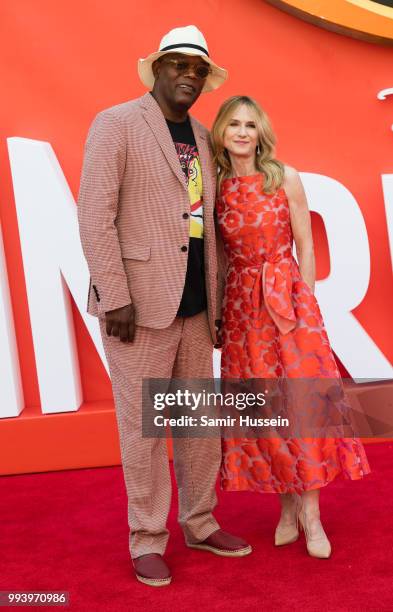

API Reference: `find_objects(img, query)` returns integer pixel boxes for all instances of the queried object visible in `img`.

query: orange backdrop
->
[0,1,392,470]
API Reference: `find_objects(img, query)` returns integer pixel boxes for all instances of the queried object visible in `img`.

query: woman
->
[211,96,370,559]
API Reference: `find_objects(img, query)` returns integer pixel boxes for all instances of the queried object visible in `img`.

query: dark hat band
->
[160,42,209,57]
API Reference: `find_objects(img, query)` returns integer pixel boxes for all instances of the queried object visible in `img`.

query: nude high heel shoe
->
[274,496,300,546]
[274,522,299,546]
[298,508,332,559]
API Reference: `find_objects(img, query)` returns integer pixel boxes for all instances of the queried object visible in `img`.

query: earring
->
[256,144,261,155]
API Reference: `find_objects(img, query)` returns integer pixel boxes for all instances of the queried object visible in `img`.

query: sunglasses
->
[160,58,212,80]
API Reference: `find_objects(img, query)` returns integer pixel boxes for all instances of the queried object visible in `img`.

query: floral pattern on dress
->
[217,173,370,493]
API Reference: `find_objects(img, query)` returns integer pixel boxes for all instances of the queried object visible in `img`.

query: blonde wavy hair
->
[211,95,284,194]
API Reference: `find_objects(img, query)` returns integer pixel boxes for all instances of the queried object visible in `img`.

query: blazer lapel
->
[141,93,188,193]
[190,117,214,218]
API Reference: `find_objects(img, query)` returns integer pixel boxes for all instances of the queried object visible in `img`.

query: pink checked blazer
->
[78,92,220,342]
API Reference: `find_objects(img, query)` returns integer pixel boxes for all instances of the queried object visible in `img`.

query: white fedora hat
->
[138,25,228,93]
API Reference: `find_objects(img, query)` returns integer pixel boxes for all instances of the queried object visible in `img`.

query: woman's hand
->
[214,319,223,349]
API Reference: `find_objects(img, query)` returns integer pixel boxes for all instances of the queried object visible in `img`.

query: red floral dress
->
[217,173,370,493]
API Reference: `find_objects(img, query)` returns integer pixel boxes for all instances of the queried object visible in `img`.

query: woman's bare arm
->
[283,166,316,293]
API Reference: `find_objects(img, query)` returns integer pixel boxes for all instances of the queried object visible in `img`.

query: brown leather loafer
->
[187,529,252,557]
[133,553,172,587]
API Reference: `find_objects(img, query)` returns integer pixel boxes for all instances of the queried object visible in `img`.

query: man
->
[78,25,251,587]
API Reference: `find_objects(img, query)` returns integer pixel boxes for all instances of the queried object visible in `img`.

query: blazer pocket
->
[120,243,151,261]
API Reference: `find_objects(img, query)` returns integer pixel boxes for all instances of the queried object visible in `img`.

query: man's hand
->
[105,303,135,343]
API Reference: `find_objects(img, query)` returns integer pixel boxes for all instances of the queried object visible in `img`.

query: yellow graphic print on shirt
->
[175,143,203,239]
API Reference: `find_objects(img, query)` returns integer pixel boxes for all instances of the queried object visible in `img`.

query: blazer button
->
[183,213,189,219]
[181,245,188,252]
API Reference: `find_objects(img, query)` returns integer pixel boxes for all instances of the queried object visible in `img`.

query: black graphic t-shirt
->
[166,117,207,317]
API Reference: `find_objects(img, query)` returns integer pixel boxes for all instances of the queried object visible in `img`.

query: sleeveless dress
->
[216,173,370,493]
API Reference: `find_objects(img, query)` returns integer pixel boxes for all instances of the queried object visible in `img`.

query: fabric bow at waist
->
[250,257,297,335]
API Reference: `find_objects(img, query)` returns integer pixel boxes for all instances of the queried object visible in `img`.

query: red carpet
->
[1,442,392,611]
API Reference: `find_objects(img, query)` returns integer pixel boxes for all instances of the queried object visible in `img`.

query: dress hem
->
[220,466,371,495]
